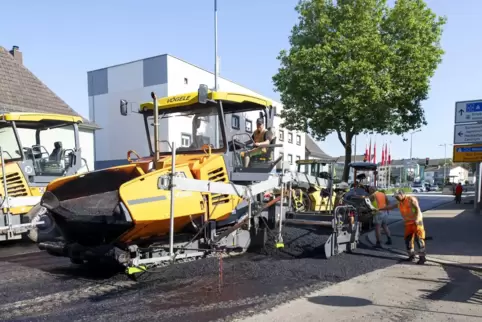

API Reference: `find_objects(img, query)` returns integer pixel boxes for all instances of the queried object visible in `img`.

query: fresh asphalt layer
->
[0,194,452,322]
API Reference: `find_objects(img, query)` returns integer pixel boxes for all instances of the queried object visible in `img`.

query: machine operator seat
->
[49,141,64,162]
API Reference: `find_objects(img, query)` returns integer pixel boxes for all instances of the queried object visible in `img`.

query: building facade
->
[87,54,305,169]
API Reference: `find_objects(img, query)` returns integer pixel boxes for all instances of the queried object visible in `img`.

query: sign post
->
[453,99,482,211]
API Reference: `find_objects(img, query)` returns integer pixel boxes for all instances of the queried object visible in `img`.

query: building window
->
[288,132,293,144]
[184,77,188,85]
[296,135,301,146]
[232,115,240,130]
[279,130,284,141]
[245,119,252,133]
[181,134,191,147]
[288,154,293,164]
[296,155,301,161]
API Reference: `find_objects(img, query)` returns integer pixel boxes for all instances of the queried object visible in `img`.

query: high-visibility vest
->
[398,196,418,222]
[371,191,387,210]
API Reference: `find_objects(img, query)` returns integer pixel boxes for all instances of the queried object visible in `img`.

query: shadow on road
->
[307,295,482,319]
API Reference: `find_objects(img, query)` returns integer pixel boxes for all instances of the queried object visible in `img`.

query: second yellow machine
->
[0,112,87,242]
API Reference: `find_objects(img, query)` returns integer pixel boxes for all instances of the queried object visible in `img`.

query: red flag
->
[381,144,385,166]
[373,142,377,163]
[388,144,391,164]
[364,144,368,162]
[368,138,372,163]
[384,143,388,165]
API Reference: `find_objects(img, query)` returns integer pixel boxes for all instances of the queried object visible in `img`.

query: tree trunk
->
[336,131,353,182]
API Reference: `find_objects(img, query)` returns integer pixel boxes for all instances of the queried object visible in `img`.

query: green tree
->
[272,0,446,181]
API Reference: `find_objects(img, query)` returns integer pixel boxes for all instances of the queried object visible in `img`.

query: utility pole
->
[214,0,219,91]
[213,0,220,146]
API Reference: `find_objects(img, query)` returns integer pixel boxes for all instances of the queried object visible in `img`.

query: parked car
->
[412,182,426,193]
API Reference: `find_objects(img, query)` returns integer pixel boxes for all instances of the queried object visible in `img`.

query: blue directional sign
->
[456,146,482,153]
[453,144,482,162]
[466,103,482,113]
[455,100,482,124]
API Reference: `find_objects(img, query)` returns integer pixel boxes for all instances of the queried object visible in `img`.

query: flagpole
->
[388,141,391,188]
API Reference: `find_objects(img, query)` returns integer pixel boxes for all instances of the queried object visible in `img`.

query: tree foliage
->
[273,0,446,181]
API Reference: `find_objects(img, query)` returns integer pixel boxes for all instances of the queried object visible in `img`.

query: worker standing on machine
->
[379,190,427,265]
[241,118,273,167]
[368,186,392,247]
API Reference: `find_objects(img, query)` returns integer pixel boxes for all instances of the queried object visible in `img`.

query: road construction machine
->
[339,162,379,229]
[288,158,338,213]
[32,85,361,277]
[0,112,86,242]
[279,157,361,258]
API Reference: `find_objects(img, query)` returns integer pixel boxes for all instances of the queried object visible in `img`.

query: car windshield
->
[147,105,224,154]
[0,124,21,161]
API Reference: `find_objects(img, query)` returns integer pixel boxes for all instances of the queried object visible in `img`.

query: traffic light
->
[425,157,429,166]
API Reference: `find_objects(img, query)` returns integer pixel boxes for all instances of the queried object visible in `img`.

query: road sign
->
[453,144,482,162]
[454,123,482,144]
[454,100,482,124]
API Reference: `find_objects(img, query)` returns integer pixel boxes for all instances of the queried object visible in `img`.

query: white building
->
[87,54,305,169]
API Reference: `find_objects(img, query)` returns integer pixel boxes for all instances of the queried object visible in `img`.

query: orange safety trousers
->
[404,221,426,256]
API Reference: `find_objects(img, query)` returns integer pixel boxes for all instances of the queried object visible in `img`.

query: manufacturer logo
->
[24,165,33,174]
[167,96,191,103]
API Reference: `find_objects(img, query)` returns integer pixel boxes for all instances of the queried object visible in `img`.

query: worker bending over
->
[368,186,392,247]
[241,118,273,167]
[379,189,427,265]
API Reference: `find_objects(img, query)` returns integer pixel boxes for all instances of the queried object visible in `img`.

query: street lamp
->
[438,143,453,183]
[409,129,421,160]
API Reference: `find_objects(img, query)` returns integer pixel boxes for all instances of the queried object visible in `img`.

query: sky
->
[2,0,481,161]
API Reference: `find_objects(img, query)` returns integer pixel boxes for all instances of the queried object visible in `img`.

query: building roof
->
[305,135,333,159]
[0,46,99,129]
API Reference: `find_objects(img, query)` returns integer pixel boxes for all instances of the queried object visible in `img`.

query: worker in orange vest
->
[368,186,392,248]
[379,189,427,265]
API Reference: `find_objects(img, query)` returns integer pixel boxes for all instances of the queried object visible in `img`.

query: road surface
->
[0,194,452,322]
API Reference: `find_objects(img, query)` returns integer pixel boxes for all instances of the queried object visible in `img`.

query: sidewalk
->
[365,197,482,269]
[237,197,482,322]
